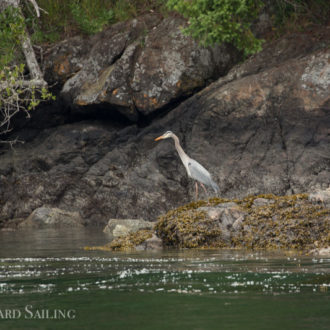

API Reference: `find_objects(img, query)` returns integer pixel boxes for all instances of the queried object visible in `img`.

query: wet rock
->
[103,218,154,237]
[86,229,161,252]
[19,207,84,228]
[0,218,24,231]
[96,229,154,251]
[154,199,241,248]
[136,234,163,251]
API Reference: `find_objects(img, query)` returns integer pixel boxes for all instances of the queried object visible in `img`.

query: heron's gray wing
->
[187,159,213,185]
[188,159,220,193]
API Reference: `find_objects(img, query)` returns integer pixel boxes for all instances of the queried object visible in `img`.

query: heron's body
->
[155,131,220,198]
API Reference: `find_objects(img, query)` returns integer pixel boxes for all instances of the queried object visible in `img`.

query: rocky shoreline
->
[0,14,329,254]
[84,191,330,254]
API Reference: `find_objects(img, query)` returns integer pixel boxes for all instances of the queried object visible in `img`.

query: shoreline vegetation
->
[2,0,329,64]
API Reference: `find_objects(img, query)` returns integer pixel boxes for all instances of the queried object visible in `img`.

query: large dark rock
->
[0,28,329,227]
[44,14,239,120]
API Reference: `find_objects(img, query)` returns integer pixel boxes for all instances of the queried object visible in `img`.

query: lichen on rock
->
[85,229,153,251]
[233,194,330,250]
[155,198,233,248]
[155,193,329,250]
[86,193,329,252]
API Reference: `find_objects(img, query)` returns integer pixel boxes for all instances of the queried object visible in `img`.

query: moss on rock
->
[155,193,329,250]
[85,229,153,251]
[86,193,329,252]
[155,199,230,248]
[233,194,330,250]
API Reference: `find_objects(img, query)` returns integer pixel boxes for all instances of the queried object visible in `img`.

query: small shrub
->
[166,0,264,55]
[0,6,26,67]
[70,0,114,35]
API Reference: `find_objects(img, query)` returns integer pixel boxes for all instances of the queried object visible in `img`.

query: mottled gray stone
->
[200,203,247,241]
[19,207,84,228]
[309,188,330,207]
[103,218,154,237]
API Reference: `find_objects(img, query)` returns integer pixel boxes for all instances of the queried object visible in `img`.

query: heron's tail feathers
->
[211,180,220,195]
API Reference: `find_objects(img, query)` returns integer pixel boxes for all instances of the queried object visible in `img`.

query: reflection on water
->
[0,229,329,329]
[0,228,109,258]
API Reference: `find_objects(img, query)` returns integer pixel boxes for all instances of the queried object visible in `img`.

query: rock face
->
[45,14,238,120]
[0,27,329,227]
[162,35,330,199]
[103,218,154,237]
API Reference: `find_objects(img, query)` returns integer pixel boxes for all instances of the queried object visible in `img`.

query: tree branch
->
[0,0,51,145]
[1,0,47,86]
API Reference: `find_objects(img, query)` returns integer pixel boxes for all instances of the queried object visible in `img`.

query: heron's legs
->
[195,182,199,200]
[200,183,211,205]
[200,183,208,196]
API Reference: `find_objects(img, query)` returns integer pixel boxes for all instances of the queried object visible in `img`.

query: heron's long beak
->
[154,135,164,141]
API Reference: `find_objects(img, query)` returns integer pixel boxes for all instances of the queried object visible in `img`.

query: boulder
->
[103,218,154,237]
[44,14,239,120]
[155,195,330,250]
[19,207,84,228]
[88,194,329,251]
[130,16,238,116]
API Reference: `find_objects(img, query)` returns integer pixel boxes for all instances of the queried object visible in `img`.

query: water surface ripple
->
[0,229,329,329]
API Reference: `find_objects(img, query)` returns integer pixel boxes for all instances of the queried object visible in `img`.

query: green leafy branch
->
[167,0,264,55]
[69,0,114,35]
[0,2,54,145]
[0,64,55,144]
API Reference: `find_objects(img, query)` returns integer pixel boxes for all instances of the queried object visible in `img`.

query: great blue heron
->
[155,131,220,199]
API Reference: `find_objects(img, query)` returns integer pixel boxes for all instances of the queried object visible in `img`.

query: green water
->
[0,229,329,329]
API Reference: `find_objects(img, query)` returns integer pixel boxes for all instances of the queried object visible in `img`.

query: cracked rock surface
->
[0,27,329,228]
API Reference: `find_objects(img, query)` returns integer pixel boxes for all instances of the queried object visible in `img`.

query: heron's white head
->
[154,131,174,141]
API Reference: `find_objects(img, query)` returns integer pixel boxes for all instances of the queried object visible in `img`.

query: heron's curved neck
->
[172,134,189,163]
